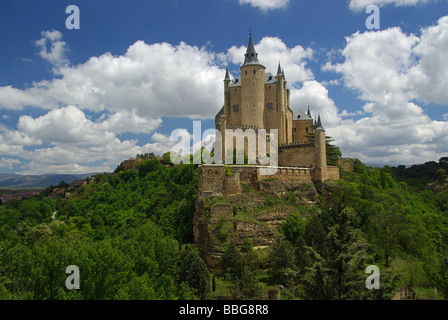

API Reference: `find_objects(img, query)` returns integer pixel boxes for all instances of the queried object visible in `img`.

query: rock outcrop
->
[193,165,322,273]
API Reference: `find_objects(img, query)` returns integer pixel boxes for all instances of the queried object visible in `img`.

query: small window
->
[245,71,247,75]
[306,127,309,132]
[253,70,256,74]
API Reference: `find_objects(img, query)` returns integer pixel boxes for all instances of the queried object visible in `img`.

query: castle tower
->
[314,114,328,181]
[276,62,287,144]
[224,67,231,116]
[240,34,265,129]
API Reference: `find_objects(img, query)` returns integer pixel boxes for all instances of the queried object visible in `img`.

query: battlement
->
[197,164,315,198]
[226,124,261,131]
[279,140,314,149]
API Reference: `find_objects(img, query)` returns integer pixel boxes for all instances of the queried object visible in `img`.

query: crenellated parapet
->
[226,124,261,131]
[279,140,315,150]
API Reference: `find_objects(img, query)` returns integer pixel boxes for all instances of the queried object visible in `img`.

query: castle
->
[214,34,339,182]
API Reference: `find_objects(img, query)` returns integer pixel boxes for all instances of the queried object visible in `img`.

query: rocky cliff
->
[193,165,327,273]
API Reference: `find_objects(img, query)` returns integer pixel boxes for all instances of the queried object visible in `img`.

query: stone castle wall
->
[278,143,316,168]
[327,165,340,180]
[197,164,314,198]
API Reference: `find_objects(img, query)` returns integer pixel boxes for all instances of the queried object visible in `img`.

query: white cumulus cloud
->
[349,0,435,11]
[1,39,224,120]
[35,30,69,68]
[238,0,290,11]
[323,16,448,165]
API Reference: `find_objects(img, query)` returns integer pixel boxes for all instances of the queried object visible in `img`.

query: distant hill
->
[0,173,100,189]
[390,157,448,188]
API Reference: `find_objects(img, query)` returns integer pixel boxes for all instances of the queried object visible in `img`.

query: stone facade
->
[215,34,338,183]
[197,164,314,199]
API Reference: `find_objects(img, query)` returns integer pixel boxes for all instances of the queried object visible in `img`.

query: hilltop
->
[0,173,98,189]
[0,155,447,300]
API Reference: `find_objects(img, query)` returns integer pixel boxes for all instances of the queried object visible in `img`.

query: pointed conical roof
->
[316,114,324,129]
[277,62,282,76]
[243,34,260,66]
[307,104,311,117]
[224,67,230,80]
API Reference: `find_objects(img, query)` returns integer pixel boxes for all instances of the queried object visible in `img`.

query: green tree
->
[279,213,306,245]
[177,245,210,300]
[267,238,296,285]
[114,273,158,300]
[221,242,261,299]
[369,209,408,267]
[435,168,447,183]
[302,248,334,300]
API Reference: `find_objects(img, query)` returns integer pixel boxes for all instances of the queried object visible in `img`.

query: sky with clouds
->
[1,0,448,174]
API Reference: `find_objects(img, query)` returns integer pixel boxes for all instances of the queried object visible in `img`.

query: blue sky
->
[1,0,448,174]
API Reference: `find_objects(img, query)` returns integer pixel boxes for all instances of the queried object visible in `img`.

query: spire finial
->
[316,114,324,129]
[277,61,282,76]
[224,67,230,80]
[243,32,259,66]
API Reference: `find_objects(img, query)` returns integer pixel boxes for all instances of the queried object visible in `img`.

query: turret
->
[276,62,286,144]
[314,114,328,181]
[240,34,265,129]
[224,67,231,116]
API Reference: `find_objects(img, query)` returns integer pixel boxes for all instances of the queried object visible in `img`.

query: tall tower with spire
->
[214,33,337,182]
[240,34,266,129]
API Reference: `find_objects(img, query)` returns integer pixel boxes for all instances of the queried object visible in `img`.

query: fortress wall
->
[198,165,226,196]
[278,145,316,168]
[327,165,340,180]
[222,129,273,164]
[199,164,314,197]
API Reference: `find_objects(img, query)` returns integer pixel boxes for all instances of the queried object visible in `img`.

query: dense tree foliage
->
[0,159,200,300]
[177,245,211,300]
[391,157,448,187]
[0,155,447,300]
